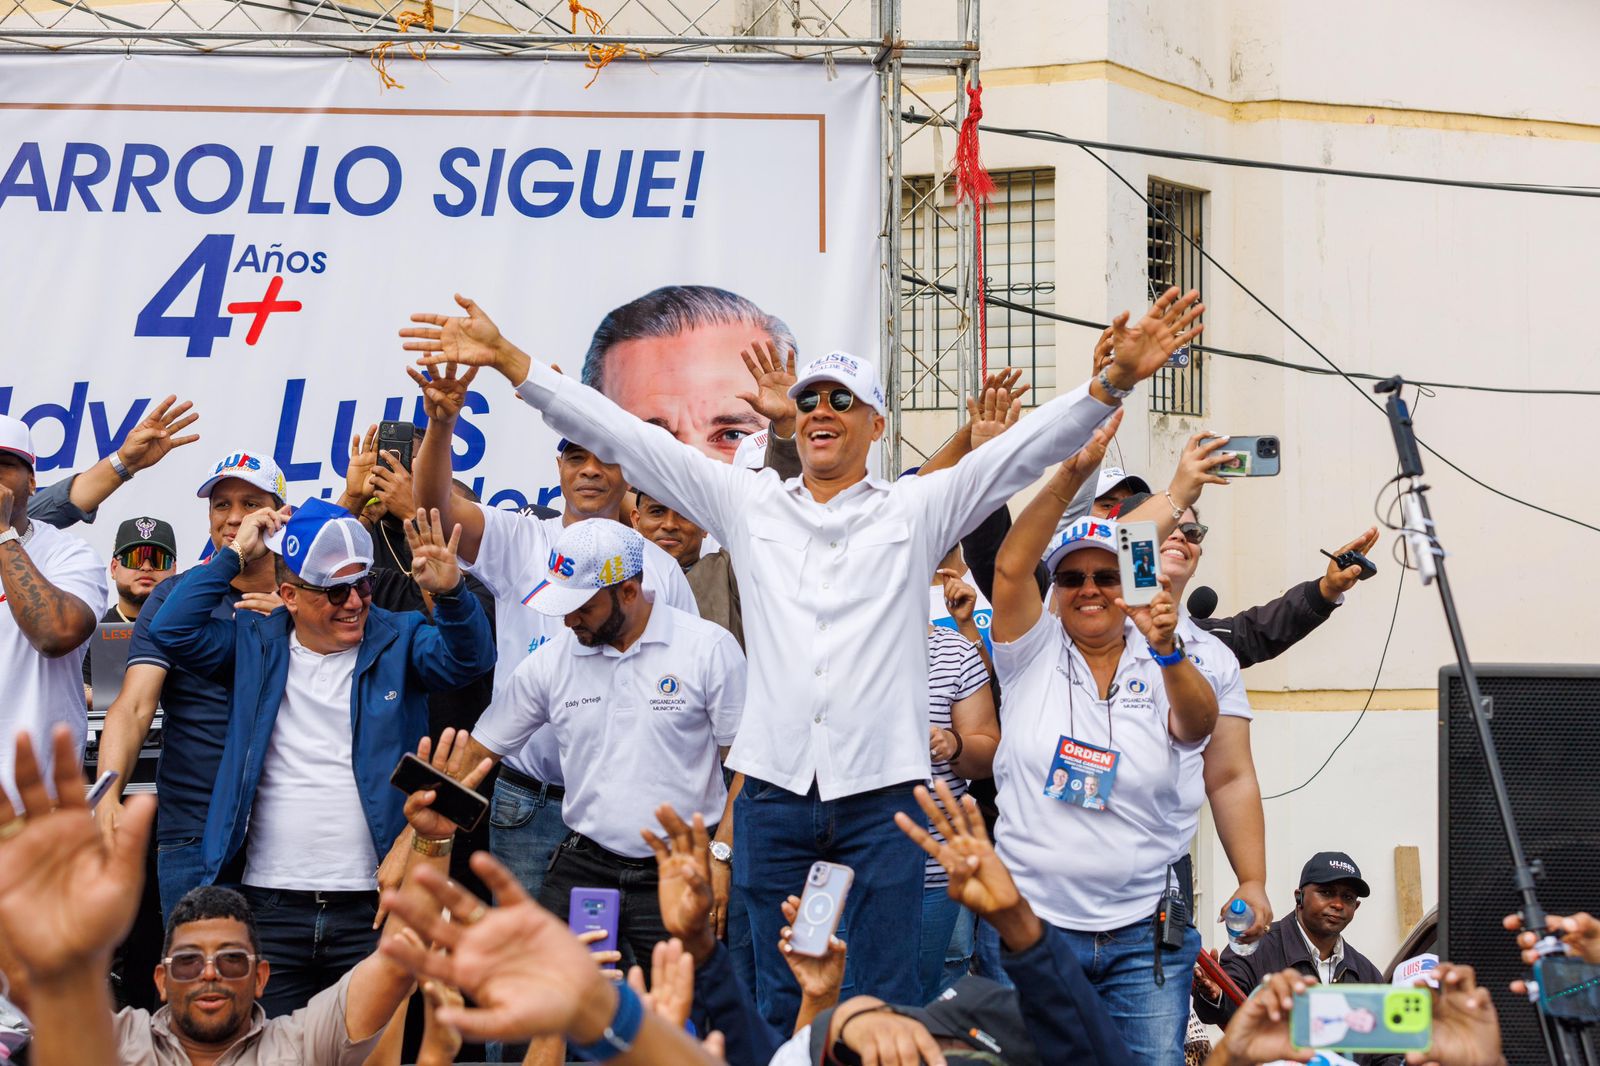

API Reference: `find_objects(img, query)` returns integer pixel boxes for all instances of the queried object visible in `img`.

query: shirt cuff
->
[1300,579,1340,617]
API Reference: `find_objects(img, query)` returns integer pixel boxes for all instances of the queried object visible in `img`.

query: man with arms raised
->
[400,285,1201,1024]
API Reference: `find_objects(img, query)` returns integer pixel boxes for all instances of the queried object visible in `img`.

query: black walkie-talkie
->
[1156,883,1190,951]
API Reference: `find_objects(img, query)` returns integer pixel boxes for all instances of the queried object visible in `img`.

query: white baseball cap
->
[0,415,35,470]
[195,450,288,504]
[1042,517,1119,574]
[787,351,888,416]
[1094,465,1151,499]
[525,518,646,617]
[263,498,373,586]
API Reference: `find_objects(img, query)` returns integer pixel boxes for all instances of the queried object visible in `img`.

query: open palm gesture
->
[404,507,464,594]
[403,294,508,371]
[895,780,1022,916]
[735,340,798,424]
[405,362,479,424]
[1106,286,1204,385]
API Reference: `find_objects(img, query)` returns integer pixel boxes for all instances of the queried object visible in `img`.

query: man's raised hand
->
[641,804,718,963]
[1319,527,1381,603]
[120,394,201,473]
[1105,286,1204,390]
[735,340,798,435]
[404,508,464,595]
[894,780,1024,921]
[966,383,1024,450]
[402,294,530,385]
[404,362,480,425]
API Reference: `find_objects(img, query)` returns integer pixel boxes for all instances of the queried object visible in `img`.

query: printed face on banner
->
[0,56,879,559]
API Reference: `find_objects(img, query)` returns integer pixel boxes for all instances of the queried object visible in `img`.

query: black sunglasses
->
[1052,569,1122,589]
[1178,522,1208,545]
[163,949,256,982]
[795,388,856,414]
[292,575,373,607]
[116,545,174,571]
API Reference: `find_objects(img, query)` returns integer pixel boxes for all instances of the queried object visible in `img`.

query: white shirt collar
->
[1296,913,1345,974]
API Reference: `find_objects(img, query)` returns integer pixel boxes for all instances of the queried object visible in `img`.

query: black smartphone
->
[388,753,488,832]
[377,420,415,472]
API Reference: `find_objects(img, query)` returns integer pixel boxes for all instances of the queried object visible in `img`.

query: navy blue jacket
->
[1001,922,1133,1065]
[146,550,495,883]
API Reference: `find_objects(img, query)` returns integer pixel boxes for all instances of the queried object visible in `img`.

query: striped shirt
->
[924,626,990,888]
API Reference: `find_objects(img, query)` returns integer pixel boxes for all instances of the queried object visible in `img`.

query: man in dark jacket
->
[146,499,494,1018]
[1194,852,1401,1066]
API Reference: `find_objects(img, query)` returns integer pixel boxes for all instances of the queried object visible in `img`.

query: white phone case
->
[1117,521,1161,607]
[789,861,853,957]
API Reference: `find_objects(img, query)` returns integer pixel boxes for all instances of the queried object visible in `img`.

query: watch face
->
[710,842,732,861]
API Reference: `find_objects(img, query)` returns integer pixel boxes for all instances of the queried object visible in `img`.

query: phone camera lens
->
[808,864,827,886]
[1258,437,1279,458]
[1392,1013,1403,1024]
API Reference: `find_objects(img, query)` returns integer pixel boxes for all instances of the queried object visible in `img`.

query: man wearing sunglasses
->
[401,285,1202,1028]
[82,517,177,697]
[145,498,494,1018]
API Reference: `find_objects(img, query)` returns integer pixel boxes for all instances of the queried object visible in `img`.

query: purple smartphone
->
[569,887,621,954]
[789,861,853,957]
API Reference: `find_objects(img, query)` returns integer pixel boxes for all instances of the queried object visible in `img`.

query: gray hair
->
[581,285,797,393]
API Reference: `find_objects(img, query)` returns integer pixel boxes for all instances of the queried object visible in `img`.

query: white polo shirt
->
[0,520,107,805]
[473,603,745,857]
[463,504,697,783]
[991,609,1250,932]
[515,362,1117,800]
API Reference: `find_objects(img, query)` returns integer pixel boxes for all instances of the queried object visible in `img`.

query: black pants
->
[238,886,380,1018]
[537,833,669,976]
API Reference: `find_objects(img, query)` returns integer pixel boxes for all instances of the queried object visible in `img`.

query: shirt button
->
[829,540,839,549]
[818,621,828,631]
[813,713,823,723]
[814,667,824,677]
[822,581,831,590]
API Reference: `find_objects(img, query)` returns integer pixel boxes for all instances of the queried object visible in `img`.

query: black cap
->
[809,976,1040,1066]
[1109,491,1154,518]
[113,517,177,557]
[1299,851,1371,897]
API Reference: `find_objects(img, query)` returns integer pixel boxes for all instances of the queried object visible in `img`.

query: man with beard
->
[456,520,745,970]
[83,517,177,699]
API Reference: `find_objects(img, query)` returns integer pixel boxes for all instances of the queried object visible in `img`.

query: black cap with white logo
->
[1298,851,1371,897]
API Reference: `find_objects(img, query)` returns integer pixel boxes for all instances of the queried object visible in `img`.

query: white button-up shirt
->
[474,603,745,856]
[463,504,697,782]
[515,361,1117,799]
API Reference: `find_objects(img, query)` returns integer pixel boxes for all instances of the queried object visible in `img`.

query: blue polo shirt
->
[126,569,241,844]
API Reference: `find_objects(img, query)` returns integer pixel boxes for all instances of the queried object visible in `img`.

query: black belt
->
[498,763,566,800]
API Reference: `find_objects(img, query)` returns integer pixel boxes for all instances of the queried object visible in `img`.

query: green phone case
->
[1291,985,1432,1053]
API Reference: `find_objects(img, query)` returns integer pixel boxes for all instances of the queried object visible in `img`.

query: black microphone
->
[1187,585,1218,620]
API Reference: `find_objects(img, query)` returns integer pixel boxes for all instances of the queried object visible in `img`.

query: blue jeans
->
[733,778,924,1031]
[487,773,570,901]
[943,904,976,992]
[1052,919,1201,1066]
[920,885,961,1002]
[972,917,1015,989]
[238,887,379,1018]
[156,837,208,922]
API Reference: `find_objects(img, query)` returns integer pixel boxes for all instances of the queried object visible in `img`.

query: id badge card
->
[1042,735,1119,810]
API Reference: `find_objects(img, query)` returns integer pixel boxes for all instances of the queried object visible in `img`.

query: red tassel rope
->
[953,80,997,378]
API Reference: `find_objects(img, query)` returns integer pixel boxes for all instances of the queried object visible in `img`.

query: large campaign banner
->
[0,54,879,558]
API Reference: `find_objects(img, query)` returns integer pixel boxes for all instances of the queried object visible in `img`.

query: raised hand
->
[1216,968,1315,1065]
[1091,323,1116,376]
[735,340,798,434]
[1169,432,1232,509]
[641,804,717,963]
[1405,963,1503,1066]
[981,367,1032,407]
[1319,527,1381,603]
[403,729,493,842]
[0,727,156,982]
[378,853,612,1043]
[0,483,15,533]
[1104,286,1204,390]
[1504,910,1600,966]
[1115,573,1179,655]
[372,455,417,520]
[232,506,290,564]
[404,362,480,424]
[404,508,464,595]
[965,385,1023,450]
[626,938,696,1028]
[402,295,529,385]
[935,568,978,628]
[344,424,381,507]
[778,894,846,1003]
[119,394,201,473]
[894,780,1022,919]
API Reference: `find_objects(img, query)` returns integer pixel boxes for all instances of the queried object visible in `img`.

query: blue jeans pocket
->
[157,836,200,854]
[490,783,537,830]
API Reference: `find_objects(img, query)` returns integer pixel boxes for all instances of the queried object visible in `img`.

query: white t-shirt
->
[0,520,107,805]
[244,633,378,890]
[990,609,1250,931]
[473,604,745,857]
[464,504,698,783]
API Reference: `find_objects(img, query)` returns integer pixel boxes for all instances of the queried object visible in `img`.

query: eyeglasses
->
[1178,522,1208,545]
[116,545,174,571]
[1052,569,1122,589]
[293,575,373,607]
[795,388,856,415]
[162,949,257,982]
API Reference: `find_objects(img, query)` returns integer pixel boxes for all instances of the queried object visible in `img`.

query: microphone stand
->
[1374,376,1594,1066]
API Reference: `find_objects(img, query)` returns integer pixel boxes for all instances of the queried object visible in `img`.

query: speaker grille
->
[1440,665,1600,1062]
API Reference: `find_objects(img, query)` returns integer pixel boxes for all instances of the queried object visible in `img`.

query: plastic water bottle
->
[1225,898,1259,956]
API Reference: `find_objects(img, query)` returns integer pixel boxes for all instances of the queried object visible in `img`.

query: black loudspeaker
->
[1439,665,1600,1063]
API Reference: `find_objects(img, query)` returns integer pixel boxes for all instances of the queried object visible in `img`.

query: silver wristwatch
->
[709,841,733,865]
[0,528,18,548]
[1096,367,1134,401]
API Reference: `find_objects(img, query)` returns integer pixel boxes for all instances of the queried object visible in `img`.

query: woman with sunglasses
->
[987,410,1230,1066]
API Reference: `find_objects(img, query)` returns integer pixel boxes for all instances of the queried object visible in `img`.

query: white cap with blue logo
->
[263,498,373,586]
[525,518,646,617]
[1043,518,1119,574]
[787,350,888,416]
[195,450,288,504]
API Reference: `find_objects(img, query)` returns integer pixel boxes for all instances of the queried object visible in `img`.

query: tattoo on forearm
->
[0,543,94,651]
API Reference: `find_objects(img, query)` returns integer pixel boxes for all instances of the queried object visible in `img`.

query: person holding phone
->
[987,412,1232,1066]
[143,500,493,1018]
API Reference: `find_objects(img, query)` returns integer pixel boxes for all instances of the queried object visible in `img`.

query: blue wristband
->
[1148,643,1186,667]
[570,981,644,1062]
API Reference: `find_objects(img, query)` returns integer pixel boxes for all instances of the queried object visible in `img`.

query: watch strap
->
[569,981,643,1061]
[1096,368,1135,401]
[0,528,17,547]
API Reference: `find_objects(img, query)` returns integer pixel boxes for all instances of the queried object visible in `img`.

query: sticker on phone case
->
[1042,735,1119,811]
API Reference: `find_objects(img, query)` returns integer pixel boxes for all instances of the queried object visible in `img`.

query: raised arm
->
[402,295,740,543]
[918,368,1031,477]
[0,512,96,658]
[990,411,1122,644]
[65,394,201,518]
[402,509,495,689]
[406,363,489,564]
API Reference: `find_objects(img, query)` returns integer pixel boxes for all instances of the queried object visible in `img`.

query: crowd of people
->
[0,282,1585,1065]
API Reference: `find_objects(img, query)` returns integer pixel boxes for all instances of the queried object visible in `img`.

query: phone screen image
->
[1130,541,1157,591]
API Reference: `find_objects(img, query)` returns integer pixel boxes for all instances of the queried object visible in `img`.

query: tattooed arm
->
[0,488,97,659]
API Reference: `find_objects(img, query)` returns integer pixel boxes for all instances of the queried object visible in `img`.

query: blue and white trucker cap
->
[1042,517,1119,574]
[195,450,288,504]
[263,498,373,585]
[525,518,646,617]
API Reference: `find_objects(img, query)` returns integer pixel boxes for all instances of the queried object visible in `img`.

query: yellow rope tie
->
[370,0,460,92]
[568,0,646,89]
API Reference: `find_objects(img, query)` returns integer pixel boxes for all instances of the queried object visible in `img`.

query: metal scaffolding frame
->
[0,0,981,467]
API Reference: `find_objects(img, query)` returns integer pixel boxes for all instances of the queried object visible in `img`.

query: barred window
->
[1146,178,1206,416]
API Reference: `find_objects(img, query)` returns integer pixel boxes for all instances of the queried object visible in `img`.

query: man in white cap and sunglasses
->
[400,285,1202,1025]
[145,498,494,1017]
[0,414,106,807]
[457,518,744,970]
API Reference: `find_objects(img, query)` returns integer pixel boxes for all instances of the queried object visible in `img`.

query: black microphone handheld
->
[1186,585,1218,620]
